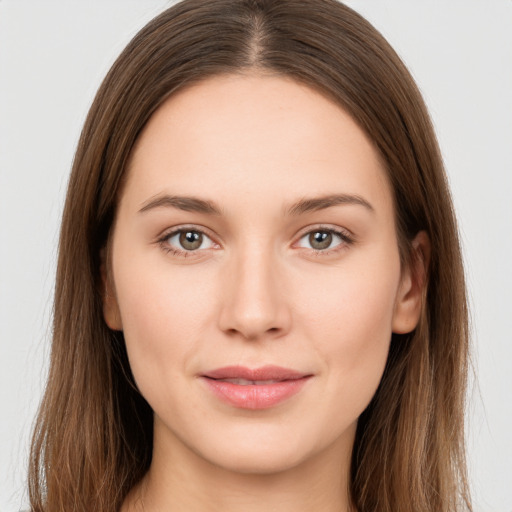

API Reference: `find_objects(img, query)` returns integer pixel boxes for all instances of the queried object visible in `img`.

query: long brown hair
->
[28,1,472,510]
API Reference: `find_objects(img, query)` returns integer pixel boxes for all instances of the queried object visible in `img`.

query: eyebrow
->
[286,194,374,216]
[139,195,222,215]
[138,193,374,216]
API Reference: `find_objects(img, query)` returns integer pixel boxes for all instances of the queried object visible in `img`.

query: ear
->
[392,231,431,334]
[100,249,123,331]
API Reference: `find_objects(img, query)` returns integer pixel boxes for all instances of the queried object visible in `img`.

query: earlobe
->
[100,251,123,331]
[392,231,430,334]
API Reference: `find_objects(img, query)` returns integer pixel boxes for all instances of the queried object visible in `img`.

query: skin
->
[103,73,427,512]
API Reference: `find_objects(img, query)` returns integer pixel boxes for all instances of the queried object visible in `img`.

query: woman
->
[28,0,472,510]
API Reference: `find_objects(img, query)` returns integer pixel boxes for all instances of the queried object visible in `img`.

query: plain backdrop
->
[1,1,511,510]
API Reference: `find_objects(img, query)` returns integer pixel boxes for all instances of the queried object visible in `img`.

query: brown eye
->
[296,228,348,253]
[179,231,203,250]
[164,229,215,253]
[308,231,332,250]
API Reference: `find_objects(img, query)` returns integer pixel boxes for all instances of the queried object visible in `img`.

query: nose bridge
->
[218,239,290,340]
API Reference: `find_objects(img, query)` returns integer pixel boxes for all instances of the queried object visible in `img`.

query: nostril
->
[217,277,292,340]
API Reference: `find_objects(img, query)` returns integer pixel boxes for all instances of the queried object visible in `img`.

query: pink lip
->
[200,365,312,410]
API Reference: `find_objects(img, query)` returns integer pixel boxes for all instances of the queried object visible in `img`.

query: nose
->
[217,244,292,341]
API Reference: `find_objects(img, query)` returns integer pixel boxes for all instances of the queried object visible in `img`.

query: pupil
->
[180,231,202,250]
[309,231,332,250]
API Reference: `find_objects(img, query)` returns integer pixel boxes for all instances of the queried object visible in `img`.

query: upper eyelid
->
[294,224,354,241]
[158,225,216,241]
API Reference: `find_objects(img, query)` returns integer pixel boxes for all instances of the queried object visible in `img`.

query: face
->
[104,74,422,476]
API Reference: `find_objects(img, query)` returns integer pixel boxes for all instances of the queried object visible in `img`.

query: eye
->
[296,228,351,252]
[163,229,215,252]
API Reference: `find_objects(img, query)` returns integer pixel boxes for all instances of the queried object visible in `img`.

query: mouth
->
[200,365,313,410]
[209,378,291,385]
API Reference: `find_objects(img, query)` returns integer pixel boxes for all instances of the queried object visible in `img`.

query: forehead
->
[122,73,392,218]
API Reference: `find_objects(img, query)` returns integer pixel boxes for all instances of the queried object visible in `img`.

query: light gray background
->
[1,1,511,510]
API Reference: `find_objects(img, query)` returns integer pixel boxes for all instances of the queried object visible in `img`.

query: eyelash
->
[297,226,354,256]
[156,225,354,258]
[157,225,216,258]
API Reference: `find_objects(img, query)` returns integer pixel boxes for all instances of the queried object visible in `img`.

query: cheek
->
[293,253,401,405]
[112,255,214,394]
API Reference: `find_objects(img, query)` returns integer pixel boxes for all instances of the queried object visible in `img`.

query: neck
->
[122,422,355,512]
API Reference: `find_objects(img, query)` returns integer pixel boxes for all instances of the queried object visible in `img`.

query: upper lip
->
[202,365,311,381]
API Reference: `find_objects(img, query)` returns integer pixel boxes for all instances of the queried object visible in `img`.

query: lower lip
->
[201,377,311,410]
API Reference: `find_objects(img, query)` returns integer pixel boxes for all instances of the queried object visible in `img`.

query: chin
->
[188,422,350,477]
[208,443,311,475]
